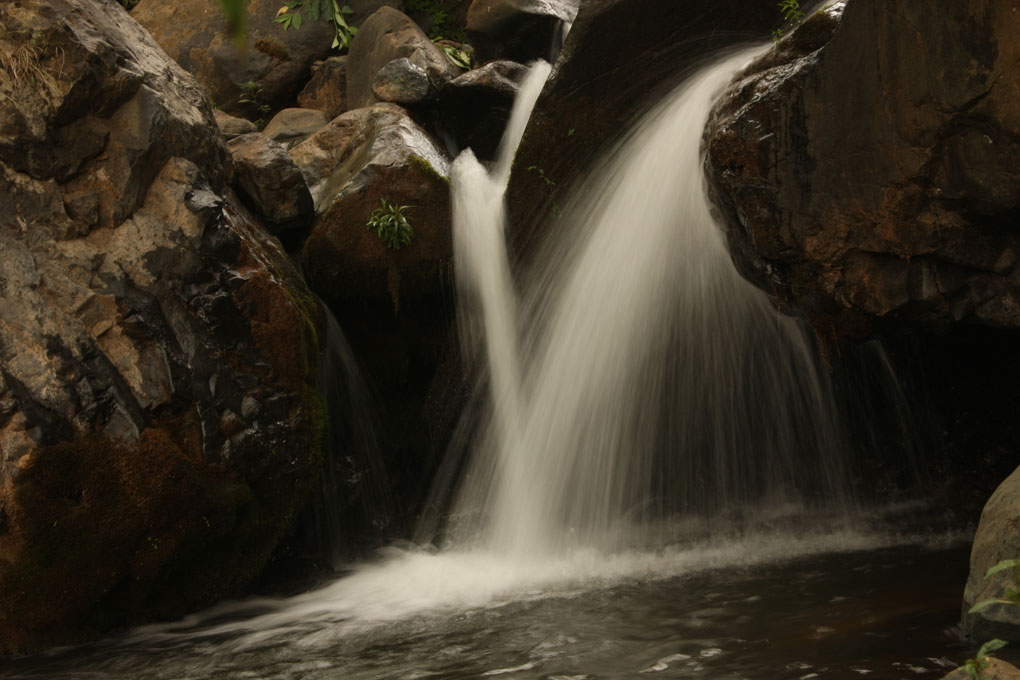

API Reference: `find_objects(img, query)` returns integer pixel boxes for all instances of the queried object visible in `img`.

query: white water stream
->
[24,46,948,666]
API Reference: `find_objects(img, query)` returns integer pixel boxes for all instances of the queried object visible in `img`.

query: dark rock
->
[466,0,577,63]
[298,56,349,119]
[290,103,451,307]
[0,0,322,653]
[214,109,258,140]
[263,108,330,149]
[227,132,314,233]
[372,57,434,105]
[345,7,461,110]
[439,59,528,160]
[704,0,1020,339]
[504,0,781,263]
[132,0,335,117]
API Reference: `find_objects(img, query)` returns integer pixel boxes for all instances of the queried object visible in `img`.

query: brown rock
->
[290,103,451,308]
[466,0,577,62]
[345,7,460,110]
[298,56,349,119]
[263,107,330,148]
[227,132,314,233]
[941,658,1020,680]
[0,0,322,652]
[705,0,1020,338]
[214,109,258,140]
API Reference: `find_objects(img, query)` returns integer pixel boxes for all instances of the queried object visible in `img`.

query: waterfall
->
[445,46,854,558]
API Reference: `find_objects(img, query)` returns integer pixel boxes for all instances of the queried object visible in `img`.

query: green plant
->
[434,39,472,69]
[367,199,414,250]
[771,0,804,41]
[237,80,270,125]
[526,165,555,187]
[406,0,467,42]
[275,0,359,50]
[962,639,1009,680]
[959,558,1020,678]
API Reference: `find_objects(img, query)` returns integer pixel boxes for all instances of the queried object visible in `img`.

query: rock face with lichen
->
[0,0,323,652]
[705,0,1020,339]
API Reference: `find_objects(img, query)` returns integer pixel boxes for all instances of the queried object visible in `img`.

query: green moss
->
[410,154,450,185]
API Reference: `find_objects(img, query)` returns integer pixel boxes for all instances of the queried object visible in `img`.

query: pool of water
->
[0,513,988,680]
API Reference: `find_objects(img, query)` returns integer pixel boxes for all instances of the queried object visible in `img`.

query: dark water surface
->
[0,529,988,680]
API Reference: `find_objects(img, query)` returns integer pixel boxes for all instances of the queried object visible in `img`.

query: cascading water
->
[444,47,853,558]
[3,38,967,680]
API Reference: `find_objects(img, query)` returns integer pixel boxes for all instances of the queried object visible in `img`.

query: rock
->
[0,0,323,652]
[439,59,528,160]
[372,57,434,105]
[298,56,349,119]
[345,7,461,110]
[941,658,1020,680]
[132,0,336,118]
[504,0,780,263]
[214,109,258,140]
[963,465,1020,641]
[227,132,315,233]
[289,103,451,307]
[704,0,1020,339]
[263,108,330,149]
[466,0,578,63]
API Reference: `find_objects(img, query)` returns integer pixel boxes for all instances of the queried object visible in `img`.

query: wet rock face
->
[504,0,779,262]
[705,0,1020,339]
[466,0,578,63]
[439,59,528,161]
[0,0,322,652]
[298,56,350,119]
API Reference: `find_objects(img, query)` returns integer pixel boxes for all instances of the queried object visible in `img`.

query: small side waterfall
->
[445,47,854,557]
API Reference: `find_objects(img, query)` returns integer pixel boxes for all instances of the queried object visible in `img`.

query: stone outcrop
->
[372,57,435,106]
[0,0,322,652]
[214,109,258,140]
[290,103,451,307]
[466,0,577,63]
[345,7,461,111]
[941,658,1020,680]
[227,132,315,233]
[963,464,1020,641]
[504,0,780,262]
[705,0,1020,339]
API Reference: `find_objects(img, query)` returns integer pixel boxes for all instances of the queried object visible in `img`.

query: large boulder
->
[132,0,334,118]
[0,0,323,652]
[345,7,461,110]
[963,465,1020,642]
[705,0,1020,339]
[297,56,349,119]
[263,107,330,148]
[466,0,578,63]
[504,0,780,262]
[226,132,315,234]
[290,102,451,307]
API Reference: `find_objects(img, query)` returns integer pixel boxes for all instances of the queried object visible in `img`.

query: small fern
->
[367,199,414,250]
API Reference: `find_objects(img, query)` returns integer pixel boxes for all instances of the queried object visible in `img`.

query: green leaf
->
[978,639,1008,658]
[306,1,320,21]
[985,560,1020,579]
[292,11,303,28]
[969,598,1010,614]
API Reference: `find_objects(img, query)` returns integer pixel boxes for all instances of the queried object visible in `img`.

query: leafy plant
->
[367,199,414,250]
[962,639,1009,680]
[275,0,359,50]
[526,165,555,187]
[237,80,270,125]
[772,0,804,41]
[959,558,1020,678]
[406,0,467,43]
[434,39,472,69]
